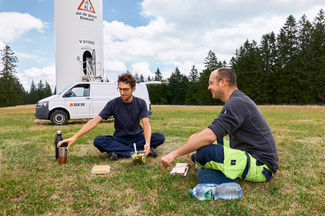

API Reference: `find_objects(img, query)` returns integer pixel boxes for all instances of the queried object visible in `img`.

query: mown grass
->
[0,104,324,215]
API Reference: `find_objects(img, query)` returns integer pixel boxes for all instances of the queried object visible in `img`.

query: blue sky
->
[1,0,325,91]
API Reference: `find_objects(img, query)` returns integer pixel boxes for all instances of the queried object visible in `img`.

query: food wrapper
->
[170,163,189,177]
[92,165,110,174]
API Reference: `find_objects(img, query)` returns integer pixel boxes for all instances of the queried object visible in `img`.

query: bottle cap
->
[188,189,193,195]
[60,143,68,147]
[57,131,61,134]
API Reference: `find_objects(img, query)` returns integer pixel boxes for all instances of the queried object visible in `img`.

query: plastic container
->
[130,151,146,165]
[59,143,68,165]
[189,183,242,200]
[55,131,62,160]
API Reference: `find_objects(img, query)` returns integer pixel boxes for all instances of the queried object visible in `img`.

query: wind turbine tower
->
[54,0,106,92]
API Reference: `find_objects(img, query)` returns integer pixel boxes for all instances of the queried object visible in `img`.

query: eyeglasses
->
[117,87,131,92]
[208,78,224,85]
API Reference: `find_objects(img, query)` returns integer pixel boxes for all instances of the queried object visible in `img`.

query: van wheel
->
[50,110,68,125]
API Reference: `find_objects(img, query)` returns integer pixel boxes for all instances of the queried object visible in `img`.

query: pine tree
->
[185,65,198,104]
[148,82,168,105]
[311,9,325,102]
[204,50,221,71]
[134,73,140,83]
[0,45,20,107]
[148,68,167,104]
[296,14,315,102]
[14,77,27,105]
[37,80,45,100]
[154,68,162,81]
[167,67,188,104]
[140,74,145,82]
[258,33,277,103]
[197,50,225,104]
[276,15,299,103]
[28,80,39,104]
[233,40,263,102]
[44,81,52,98]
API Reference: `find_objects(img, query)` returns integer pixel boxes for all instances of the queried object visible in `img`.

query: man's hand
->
[57,137,76,150]
[144,143,150,156]
[160,152,177,172]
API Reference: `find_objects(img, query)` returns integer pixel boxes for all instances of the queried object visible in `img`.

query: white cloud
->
[102,0,325,82]
[16,52,46,63]
[16,70,30,91]
[25,66,55,78]
[0,12,48,91]
[141,0,325,29]
[103,17,209,77]
[0,12,45,43]
[0,41,4,49]
[104,59,127,72]
[129,61,154,78]
[22,66,55,91]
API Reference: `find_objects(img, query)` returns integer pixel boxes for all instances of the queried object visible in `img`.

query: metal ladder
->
[81,60,109,82]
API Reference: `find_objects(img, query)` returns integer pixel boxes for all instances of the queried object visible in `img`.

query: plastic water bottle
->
[188,183,242,200]
[55,131,62,160]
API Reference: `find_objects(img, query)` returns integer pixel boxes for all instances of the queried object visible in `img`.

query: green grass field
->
[0,105,324,215]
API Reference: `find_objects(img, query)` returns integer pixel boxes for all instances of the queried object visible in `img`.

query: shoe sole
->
[191,153,196,163]
[150,148,157,157]
[196,169,239,184]
[111,153,117,161]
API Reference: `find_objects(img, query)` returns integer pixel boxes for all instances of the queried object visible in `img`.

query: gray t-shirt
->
[208,90,279,174]
[99,96,149,137]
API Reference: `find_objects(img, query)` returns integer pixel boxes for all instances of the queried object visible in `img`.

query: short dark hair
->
[216,67,237,87]
[118,73,136,88]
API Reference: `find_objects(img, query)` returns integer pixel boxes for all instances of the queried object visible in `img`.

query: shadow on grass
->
[34,118,115,126]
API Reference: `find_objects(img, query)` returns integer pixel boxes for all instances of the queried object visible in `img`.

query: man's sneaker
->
[149,148,157,157]
[191,152,197,163]
[191,152,203,170]
[111,152,118,161]
[196,169,240,184]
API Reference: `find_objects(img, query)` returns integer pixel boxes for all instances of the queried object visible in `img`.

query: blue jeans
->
[93,132,165,157]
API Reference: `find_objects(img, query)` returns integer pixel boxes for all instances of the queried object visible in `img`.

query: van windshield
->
[56,84,73,95]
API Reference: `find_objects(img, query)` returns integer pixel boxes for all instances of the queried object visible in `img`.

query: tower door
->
[83,51,92,75]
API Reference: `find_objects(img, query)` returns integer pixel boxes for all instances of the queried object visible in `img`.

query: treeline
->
[0,45,53,107]
[146,51,227,105]
[145,9,325,104]
[231,9,325,104]
[1,9,325,107]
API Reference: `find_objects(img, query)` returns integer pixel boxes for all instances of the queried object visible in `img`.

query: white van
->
[35,82,153,125]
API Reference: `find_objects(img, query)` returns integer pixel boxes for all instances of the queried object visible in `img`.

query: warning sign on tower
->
[78,0,96,13]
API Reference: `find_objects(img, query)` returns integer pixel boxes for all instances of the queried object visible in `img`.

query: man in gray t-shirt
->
[161,68,279,184]
[208,89,279,174]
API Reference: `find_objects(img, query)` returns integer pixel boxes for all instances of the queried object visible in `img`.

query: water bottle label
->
[204,189,214,200]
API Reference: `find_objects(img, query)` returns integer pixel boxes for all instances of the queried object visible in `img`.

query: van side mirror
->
[64,91,73,97]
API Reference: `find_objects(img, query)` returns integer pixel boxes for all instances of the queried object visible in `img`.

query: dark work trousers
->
[93,132,165,157]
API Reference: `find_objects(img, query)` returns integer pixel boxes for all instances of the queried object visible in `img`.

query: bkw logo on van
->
[70,103,85,107]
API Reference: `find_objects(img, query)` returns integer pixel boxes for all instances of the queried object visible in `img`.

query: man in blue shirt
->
[58,73,165,160]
